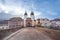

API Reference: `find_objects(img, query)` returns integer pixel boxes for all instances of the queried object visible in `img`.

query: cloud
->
[0,0,60,19]
[0,12,13,20]
[0,4,25,14]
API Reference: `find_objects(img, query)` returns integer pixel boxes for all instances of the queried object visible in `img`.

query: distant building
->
[8,17,24,29]
[0,11,60,30]
[0,20,8,26]
[0,20,9,30]
[51,21,60,29]
[39,18,51,28]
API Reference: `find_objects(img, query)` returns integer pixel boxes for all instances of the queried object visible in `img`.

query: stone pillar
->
[24,19,26,27]
[24,11,27,27]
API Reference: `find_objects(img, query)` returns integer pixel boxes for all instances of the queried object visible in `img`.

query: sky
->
[0,0,60,20]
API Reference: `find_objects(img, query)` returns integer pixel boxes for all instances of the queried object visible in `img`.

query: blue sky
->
[0,0,60,20]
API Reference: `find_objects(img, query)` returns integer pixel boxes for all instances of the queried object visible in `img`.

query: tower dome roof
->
[31,11,34,15]
[24,11,27,15]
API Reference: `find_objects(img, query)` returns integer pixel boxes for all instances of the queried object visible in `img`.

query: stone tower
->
[24,11,27,27]
[30,11,35,27]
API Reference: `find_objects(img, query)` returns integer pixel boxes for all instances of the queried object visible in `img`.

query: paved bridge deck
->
[4,27,53,40]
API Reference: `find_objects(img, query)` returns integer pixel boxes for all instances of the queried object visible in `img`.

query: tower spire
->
[24,11,27,15]
[30,1,35,27]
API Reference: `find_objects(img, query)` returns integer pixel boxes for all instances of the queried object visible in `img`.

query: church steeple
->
[31,11,34,15]
[24,11,27,19]
[24,11,27,15]
[30,11,35,20]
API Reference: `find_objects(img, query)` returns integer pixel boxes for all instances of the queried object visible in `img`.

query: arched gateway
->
[24,11,35,27]
[26,18,32,27]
